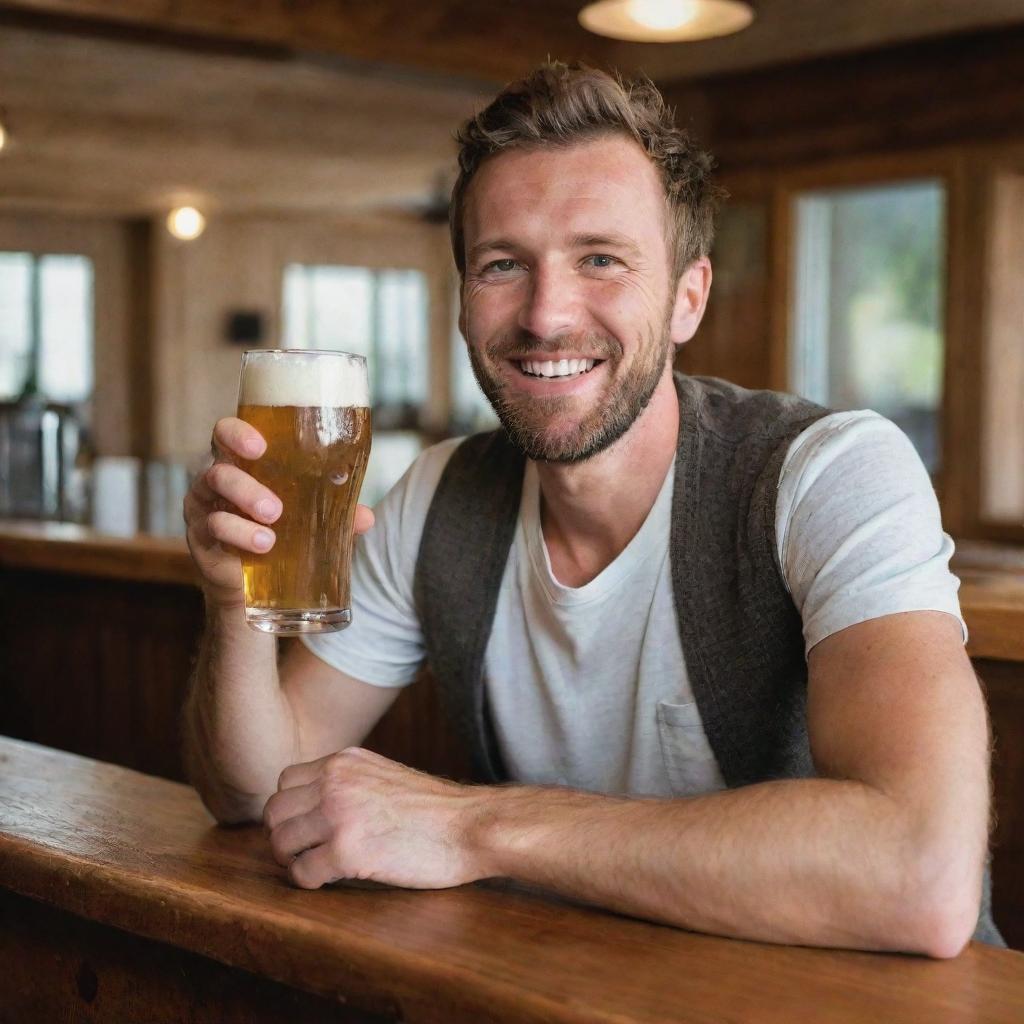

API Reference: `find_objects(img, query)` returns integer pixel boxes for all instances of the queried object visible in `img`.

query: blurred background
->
[0,0,1022,537]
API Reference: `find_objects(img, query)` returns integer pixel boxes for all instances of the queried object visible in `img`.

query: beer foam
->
[239,350,369,408]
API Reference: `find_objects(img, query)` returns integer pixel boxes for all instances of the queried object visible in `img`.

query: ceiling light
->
[579,0,754,43]
[166,206,206,241]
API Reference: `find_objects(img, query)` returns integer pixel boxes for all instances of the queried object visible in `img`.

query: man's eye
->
[485,259,519,273]
[586,255,617,269]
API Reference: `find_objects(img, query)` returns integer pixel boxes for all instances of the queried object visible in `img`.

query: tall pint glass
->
[236,349,371,634]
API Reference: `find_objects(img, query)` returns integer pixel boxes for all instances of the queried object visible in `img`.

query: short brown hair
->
[450,61,719,279]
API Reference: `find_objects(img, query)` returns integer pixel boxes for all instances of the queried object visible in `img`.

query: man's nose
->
[516,263,583,341]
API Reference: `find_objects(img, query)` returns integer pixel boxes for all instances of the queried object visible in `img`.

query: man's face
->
[459,134,679,463]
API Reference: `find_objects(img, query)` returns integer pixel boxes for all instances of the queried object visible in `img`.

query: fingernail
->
[253,529,274,551]
[257,499,280,521]
[244,438,265,457]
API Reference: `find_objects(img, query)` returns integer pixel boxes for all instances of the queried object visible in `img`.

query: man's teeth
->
[520,358,597,378]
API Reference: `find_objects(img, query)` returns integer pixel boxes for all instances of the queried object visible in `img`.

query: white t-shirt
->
[304,410,965,798]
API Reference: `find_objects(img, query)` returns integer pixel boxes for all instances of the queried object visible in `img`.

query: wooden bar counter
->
[2,522,1024,951]
[1,737,1022,1024]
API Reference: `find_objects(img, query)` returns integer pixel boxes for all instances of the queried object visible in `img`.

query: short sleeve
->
[775,411,966,656]
[300,437,463,686]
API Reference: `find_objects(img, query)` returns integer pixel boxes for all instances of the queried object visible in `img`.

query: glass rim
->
[241,348,366,364]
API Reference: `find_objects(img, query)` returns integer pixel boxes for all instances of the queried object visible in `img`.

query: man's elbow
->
[900,848,983,959]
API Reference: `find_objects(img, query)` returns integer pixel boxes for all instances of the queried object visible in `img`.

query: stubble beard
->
[467,320,674,464]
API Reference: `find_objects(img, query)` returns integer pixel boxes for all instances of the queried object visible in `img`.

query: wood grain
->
[2,737,1023,1024]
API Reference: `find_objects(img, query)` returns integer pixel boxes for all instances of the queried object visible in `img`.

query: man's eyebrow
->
[466,239,516,265]
[569,233,645,258]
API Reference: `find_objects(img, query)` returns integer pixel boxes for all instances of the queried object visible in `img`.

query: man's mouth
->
[514,358,604,381]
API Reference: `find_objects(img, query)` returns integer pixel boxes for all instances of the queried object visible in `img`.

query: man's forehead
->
[464,135,667,240]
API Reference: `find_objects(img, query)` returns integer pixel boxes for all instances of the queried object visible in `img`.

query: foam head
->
[239,350,369,408]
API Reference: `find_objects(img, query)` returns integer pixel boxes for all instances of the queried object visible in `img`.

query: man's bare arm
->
[183,622,400,824]
[180,414,397,824]
[468,611,989,957]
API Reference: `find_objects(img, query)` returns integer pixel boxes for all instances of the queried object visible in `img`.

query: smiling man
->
[182,63,1004,956]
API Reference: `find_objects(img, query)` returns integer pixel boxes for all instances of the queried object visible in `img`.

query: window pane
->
[282,263,374,358]
[0,252,33,400]
[282,263,429,413]
[790,181,945,472]
[377,270,428,408]
[38,254,94,403]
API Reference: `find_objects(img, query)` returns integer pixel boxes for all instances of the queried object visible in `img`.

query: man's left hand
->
[262,747,492,890]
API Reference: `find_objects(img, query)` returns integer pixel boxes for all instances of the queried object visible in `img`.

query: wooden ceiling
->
[2,0,1024,217]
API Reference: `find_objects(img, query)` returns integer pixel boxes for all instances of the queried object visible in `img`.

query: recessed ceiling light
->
[579,0,754,43]
[166,206,206,241]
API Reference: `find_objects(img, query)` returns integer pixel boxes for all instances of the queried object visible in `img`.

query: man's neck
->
[535,371,679,588]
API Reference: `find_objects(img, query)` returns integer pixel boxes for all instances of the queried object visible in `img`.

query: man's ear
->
[668,257,712,347]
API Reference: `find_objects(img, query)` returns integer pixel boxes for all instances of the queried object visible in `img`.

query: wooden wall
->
[148,213,455,461]
[668,28,1024,544]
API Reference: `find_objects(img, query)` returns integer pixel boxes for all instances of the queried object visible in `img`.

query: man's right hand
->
[183,416,375,611]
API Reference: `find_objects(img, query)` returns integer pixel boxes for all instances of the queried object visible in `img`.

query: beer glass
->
[236,349,371,634]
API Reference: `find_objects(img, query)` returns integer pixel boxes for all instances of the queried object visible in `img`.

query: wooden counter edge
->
[0,829,579,1024]
[0,522,196,588]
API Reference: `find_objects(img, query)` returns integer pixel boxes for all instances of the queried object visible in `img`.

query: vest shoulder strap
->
[412,429,524,782]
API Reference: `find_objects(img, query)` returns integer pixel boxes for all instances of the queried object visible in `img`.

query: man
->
[183,63,1002,956]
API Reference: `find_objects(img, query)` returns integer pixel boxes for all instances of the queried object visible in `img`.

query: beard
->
[467,318,673,464]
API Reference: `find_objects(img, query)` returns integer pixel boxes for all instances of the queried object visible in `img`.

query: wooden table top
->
[1,737,1022,1023]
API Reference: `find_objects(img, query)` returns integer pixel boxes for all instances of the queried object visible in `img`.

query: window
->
[282,264,428,423]
[789,181,945,472]
[0,252,94,404]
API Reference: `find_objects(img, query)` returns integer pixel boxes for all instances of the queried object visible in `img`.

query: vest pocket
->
[656,701,723,796]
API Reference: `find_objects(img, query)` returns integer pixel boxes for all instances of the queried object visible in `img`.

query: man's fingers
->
[204,462,282,525]
[354,504,375,535]
[267,810,332,867]
[207,510,276,554]
[275,752,342,793]
[289,842,343,890]
[213,416,267,460]
[264,777,322,831]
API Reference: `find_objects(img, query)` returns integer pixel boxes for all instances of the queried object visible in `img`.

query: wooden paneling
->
[0,889,388,1024]
[668,26,1024,174]
[0,567,204,780]
[976,659,1024,951]
[980,171,1024,525]
[677,198,770,389]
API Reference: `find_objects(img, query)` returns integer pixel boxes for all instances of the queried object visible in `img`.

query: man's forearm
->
[469,778,982,957]
[182,603,298,823]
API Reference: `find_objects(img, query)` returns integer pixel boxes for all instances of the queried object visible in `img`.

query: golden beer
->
[236,350,371,634]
